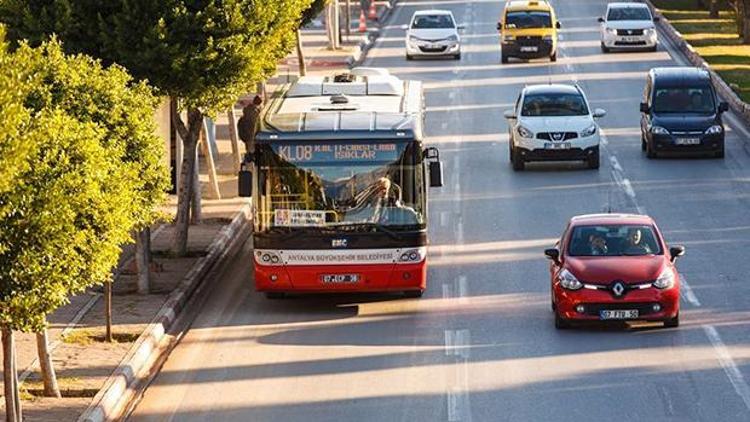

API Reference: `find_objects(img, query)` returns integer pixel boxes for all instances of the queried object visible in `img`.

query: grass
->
[61,328,140,345]
[20,378,99,400]
[652,1,750,102]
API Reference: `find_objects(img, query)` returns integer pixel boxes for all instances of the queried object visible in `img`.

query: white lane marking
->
[609,155,622,172]
[456,275,469,305]
[442,283,451,300]
[679,274,701,307]
[449,91,456,100]
[442,122,449,130]
[456,219,464,245]
[621,178,636,198]
[445,329,471,421]
[703,325,750,411]
[441,211,449,227]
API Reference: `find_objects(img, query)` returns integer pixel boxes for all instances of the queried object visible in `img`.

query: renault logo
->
[552,132,564,141]
[627,30,633,35]
[612,281,626,297]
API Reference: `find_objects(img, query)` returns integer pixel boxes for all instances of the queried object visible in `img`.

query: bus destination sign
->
[274,143,400,163]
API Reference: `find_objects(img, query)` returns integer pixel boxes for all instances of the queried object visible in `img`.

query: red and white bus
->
[238,68,443,298]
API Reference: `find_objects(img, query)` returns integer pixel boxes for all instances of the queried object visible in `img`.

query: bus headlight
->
[256,250,283,266]
[397,248,426,264]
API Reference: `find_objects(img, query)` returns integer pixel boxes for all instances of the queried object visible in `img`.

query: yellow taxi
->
[497,0,560,63]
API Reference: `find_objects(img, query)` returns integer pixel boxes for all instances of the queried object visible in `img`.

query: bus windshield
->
[256,141,426,232]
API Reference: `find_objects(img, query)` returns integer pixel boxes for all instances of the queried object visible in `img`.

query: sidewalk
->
[0,6,393,420]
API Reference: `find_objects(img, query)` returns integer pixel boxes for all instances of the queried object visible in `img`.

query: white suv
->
[504,84,606,171]
[599,2,658,52]
[405,10,462,60]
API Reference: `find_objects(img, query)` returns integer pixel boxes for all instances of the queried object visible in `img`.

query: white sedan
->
[504,84,606,171]
[404,10,463,60]
[599,2,658,52]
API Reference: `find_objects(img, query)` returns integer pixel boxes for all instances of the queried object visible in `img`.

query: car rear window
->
[652,87,716,114]
[568,225,662,257]
[521,93,589,116]
[412,14,455,29]
[607,7,651,21]
[505,11,552,29]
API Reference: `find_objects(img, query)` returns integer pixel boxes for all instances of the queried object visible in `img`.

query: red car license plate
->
[321,274,360,284]
[600,310,639,320]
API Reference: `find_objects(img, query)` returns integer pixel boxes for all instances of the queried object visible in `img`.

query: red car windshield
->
[568,224,662,257]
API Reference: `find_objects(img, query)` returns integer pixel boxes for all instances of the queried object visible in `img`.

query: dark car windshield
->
[568,224,663,257]
[607,7,652,21]
[505,11,552,29]
[652,87,716,114]
[412,14,455,29]
[522,93,589,116]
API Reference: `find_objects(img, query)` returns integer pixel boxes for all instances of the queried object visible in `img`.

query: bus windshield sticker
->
[273,143,399,163]
[274,209,326,227]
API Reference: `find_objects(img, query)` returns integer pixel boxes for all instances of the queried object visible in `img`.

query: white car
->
[504,84,606,171]
[404,10,462,60]
[599,2,658,52]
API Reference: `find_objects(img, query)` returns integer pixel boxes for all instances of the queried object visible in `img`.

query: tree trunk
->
[36,329,61,398]
[345,0,351,37]
[296,29,307,76]
[744,10,750,43]
[3,326,21,422]
[135,227,151,294]
[190,146,201,224]
[733,0,746,38]
[104,281,113,342]
[710,0,721,18]
[697,0,708,9]
[171,107,204,256]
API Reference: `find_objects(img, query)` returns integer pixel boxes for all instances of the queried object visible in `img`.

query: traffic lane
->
[552,0,750,416]
[130,241,454,422]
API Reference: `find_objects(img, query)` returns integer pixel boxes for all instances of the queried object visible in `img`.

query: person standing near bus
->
[237,95,263,153]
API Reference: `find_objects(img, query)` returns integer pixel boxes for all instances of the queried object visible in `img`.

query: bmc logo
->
[332,239,348,248]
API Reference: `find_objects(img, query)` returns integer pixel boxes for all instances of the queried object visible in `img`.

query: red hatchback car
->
[545,214,685,329]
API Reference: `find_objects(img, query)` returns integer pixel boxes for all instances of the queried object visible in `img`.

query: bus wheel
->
[265,292,286,299]
[403,290,424,298]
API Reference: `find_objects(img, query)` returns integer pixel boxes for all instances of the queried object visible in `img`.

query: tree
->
[0,35,166,418]
[0,0,313,256]
[709,0,722,19]
[298,0,331,76]
[730,0,750,42]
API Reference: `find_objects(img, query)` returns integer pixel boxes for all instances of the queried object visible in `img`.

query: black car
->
[640,67,728,159]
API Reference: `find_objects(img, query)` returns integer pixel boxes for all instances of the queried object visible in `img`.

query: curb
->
[77,204,252,422]
[643,0,750,123]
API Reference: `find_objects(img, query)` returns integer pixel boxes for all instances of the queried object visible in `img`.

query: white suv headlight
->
[446,34,459,42]
[517,125,534,139]
[606,27,617,35]
[408,35,421,43]
[705,125,723,135]
[653,267,675,289]
[558,269,583,290]
[580,124,597,137]
[651,126,670,135]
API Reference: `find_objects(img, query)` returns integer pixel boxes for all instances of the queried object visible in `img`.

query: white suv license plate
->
[544,142,571,150]
[600,310,639,320]
[675,137,700,145]
[321,274,360,284]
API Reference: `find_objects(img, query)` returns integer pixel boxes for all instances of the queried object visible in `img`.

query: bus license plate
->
[520,46,538,52]
[321,274,360,284]
[600,310,639,320]
[675,137,700,145]
[544,142,571,150]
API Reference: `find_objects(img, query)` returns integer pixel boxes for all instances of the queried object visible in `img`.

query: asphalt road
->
[129,0,750,421]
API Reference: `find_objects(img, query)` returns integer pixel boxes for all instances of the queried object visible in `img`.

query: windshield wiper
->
[332,222,404,240]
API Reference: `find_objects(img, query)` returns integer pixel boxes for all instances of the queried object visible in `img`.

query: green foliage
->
[0,37,167,332]
[0,0,313,115]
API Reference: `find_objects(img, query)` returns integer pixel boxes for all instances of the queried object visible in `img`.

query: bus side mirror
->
[429,161,443,188]
[238,168,253,197]
[238,155,253,197]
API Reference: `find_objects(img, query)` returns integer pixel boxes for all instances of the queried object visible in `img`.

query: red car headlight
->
[653,267,675,289]
[558,269,583,290]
